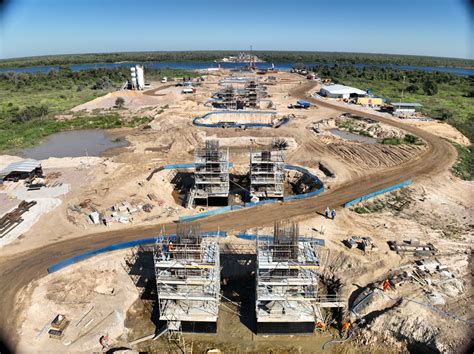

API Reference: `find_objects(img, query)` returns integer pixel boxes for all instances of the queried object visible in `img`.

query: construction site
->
[0,68,472,353]
[209,77,271,109]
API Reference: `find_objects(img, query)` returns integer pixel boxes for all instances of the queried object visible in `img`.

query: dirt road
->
[0,82,457,349]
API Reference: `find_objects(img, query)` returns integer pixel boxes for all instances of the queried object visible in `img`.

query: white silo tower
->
[136,65,145,90]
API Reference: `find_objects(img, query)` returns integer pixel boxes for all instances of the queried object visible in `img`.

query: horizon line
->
[1,49,473,62]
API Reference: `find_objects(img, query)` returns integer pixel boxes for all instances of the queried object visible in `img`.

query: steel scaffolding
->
[191,140,230,205]
[153,224,220,331]
[211,79,268,109]
[255,221,321,324]
[250,150,285,199]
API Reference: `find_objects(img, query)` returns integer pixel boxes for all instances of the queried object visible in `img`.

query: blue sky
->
[0,0,472,59]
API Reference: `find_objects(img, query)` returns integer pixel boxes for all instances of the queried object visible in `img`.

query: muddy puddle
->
[21,129,129,159]
[330,128,379,144]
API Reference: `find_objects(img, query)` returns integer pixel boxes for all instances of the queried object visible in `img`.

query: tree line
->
[1,51,473,68]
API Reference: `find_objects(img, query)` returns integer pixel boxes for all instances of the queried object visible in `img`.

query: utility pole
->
[85,148,90,167]
[399,75,406,110]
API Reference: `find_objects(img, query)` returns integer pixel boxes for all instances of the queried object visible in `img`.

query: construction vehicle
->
[288,100,311,109]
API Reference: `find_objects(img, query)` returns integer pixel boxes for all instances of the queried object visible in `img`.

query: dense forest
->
[1,51,473,69]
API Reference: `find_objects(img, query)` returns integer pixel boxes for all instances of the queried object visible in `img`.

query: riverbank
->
[1,51,473,71]
[1,60,474,76]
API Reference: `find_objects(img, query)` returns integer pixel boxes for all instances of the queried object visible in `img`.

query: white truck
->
[182,87,196,94]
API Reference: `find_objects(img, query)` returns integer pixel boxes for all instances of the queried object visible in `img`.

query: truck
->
[182,87,196,94]
[288,100,311,109]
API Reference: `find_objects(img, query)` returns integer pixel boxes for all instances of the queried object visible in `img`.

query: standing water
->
[329,128,379,144]
[21,129,128,159]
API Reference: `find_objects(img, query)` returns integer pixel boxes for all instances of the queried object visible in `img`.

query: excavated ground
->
[0,74,468,352]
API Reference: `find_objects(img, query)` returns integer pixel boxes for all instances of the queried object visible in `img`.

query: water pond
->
[21,129,128,159]
[330,128,379,144]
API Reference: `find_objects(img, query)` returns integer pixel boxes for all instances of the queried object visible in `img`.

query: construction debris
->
[48,314,69,340]
[388,240,438,256]
[344,236,378,252]
[0,200,37,238]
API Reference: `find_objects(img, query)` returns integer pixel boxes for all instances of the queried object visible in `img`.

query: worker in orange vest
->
[383,279,390,292]
[168,242,174,259]
[341,321,351,337]
[316,321,327,331]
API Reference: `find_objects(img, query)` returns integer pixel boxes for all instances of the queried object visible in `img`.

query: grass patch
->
[0,67,196,152]
[351,188,413,214]
[0,113,155,151]
[381,134,421,145]
[450,142,473,181]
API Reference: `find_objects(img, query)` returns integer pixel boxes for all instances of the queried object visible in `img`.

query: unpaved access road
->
[0,82,457,348]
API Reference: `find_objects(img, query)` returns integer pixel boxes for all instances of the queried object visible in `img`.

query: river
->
[0,61,472,76]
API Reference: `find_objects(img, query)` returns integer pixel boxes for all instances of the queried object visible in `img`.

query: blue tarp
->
[179,206,234,222]
[177,164,325,222]
[162,162,234,170]
[47,231,227,273]
[237,233,325,246]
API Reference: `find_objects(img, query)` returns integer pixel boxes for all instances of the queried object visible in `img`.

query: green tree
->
[406,84,419,93]
[115,97,125,108]
[423,80,438,95]
[433,108,453,121]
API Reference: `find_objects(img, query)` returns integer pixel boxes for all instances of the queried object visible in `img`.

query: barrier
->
[47,231,227,273]
[176,163,325,222]
[343,180,413,208]
[162,163,196,170]
[237,233,325,246]
[283,164,324,201]
[283,186,324,201]
[162,162,234,170]
[244,199,279,208]
[179,206,233,222]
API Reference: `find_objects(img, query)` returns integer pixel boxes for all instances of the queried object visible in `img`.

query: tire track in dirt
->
[0,82,457,349]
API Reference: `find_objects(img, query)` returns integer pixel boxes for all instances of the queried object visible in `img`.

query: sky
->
[0,0,472,60]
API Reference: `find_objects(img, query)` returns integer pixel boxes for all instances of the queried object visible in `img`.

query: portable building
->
[357,97,383,106]
[391,102,422,116]
[319,84,367,99]
[0,160,42,182]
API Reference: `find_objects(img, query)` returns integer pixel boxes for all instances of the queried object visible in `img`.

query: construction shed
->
[319,84,367,99]
[391,102,422,117]
[0,160,43,183]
